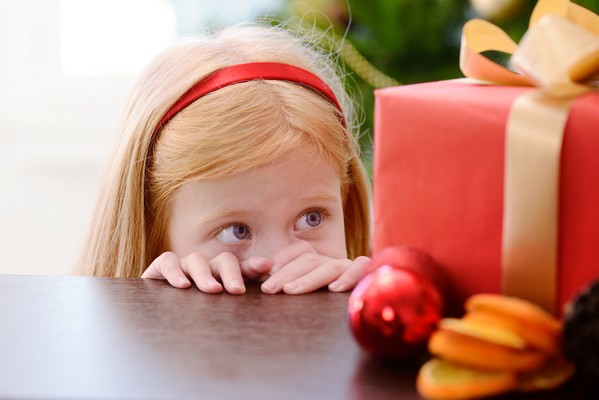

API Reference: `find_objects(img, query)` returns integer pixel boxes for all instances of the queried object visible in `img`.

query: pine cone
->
[563,280,599,380]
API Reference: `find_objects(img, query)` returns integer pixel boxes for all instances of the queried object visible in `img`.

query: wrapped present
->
[373,0,599,315]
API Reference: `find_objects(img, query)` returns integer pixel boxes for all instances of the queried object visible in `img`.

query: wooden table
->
[0,275,590,399]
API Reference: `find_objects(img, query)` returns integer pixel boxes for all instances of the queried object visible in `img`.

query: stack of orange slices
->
[416,294,576,399]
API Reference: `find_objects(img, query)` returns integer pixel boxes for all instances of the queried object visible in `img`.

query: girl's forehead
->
[168,147,344,242]
[210,140,343,180]
[175,147,342,208]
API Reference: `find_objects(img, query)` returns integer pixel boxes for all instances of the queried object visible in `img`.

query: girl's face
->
[167,147,347,262]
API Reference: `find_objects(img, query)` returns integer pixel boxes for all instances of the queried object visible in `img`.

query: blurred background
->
[1,0,597,275]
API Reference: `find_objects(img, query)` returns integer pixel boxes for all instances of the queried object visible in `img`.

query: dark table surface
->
[0,275,593,399]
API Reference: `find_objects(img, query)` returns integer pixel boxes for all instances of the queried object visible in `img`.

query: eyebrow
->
[194,209,253,227]
[301,193,341,203]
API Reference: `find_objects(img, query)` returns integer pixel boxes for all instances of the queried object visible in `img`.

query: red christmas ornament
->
[347,246,445,360]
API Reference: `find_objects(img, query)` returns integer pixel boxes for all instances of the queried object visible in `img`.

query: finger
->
[271,241,317,274]
[261,253,327,294]
[141,252,191,289]
[328,256,371,292]
[211,252,245,295]
[283,259,351,294]
[240,256,273,281]
[180,252,223,294]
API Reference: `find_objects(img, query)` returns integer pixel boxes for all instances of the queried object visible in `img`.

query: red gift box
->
[373,80,599,314]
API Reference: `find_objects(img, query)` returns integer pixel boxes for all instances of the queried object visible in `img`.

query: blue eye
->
[295,210,323,230]
[216,224,251,243]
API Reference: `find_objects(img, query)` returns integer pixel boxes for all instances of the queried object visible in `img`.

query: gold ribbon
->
[460,0,599,313]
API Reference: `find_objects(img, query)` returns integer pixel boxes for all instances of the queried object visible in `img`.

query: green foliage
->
[346,0,468,82]
[275,0,599,171]
[338,0,469,163]
[571,0,599,14]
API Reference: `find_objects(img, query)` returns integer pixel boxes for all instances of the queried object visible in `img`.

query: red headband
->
[154,62,346,135]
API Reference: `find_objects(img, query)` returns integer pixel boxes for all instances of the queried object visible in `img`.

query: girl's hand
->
[260,242,371,295]
[141,251,273,294]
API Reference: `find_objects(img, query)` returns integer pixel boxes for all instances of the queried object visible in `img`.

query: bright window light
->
[60,0,177,77]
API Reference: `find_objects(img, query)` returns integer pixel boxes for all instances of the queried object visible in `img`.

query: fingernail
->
[329,280,349,292]
[230,280,244,290]
[270,264,282,274]
[229,281,245,293]
[178,277,190,286]
[261,280,277,293]
[284,281,299,292]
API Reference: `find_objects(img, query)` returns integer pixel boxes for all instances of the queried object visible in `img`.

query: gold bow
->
[459,0,599,313]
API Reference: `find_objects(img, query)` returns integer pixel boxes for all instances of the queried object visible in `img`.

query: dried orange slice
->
[517,356,576,392]
[429,328,547,372]
[439,317,527,349]
[463,310,561,353]
[466,294,562,336]
[417,358,518,399]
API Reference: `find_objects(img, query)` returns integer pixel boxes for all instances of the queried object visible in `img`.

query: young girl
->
[76,24,372,295]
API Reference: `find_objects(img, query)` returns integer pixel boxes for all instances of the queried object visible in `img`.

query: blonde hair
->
[77,24,371,278]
